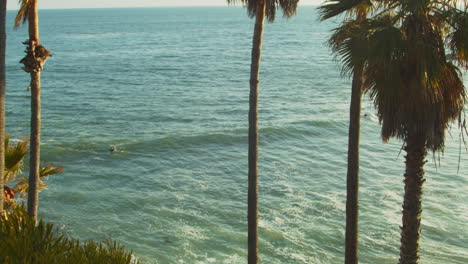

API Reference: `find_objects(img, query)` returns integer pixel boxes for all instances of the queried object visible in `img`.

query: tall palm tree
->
[14,0,51,221]
[319,1,372,263]
[360,2,468,263]
[0,0,6,214]
[227,1,299,263]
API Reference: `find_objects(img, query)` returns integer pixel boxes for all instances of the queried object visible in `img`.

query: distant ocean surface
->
[4,6,468,264]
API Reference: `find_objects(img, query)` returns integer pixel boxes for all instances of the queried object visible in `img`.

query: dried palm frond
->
[14,0,33,28]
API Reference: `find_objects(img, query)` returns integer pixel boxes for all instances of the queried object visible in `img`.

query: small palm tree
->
[227,1,299,263]
[0,0,6,214]
[319,0,372,263]
[14,0,52,221]
[3,135,63,211]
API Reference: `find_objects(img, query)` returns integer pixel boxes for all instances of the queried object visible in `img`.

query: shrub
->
[0,207,139,264]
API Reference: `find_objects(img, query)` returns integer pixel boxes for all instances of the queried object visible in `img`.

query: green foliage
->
[321,0,468,151]
[4,134,29,183]
[3,135,63,210]
[0,206,139,264]
[318,0,372,21]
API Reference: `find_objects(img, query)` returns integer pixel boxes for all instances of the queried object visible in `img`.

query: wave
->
[42,124,331,157]
[64,32,132,39]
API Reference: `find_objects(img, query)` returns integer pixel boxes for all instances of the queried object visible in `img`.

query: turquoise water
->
[5,7,468,264]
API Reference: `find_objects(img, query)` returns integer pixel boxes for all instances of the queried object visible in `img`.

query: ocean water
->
[4,6,468,264]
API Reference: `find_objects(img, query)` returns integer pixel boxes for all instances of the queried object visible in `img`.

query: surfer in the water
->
[109,146,116,153]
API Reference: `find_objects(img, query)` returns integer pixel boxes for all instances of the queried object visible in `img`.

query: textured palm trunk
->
[0,0,6,214]
[27,71,41,220]
[399,133,426,264]
[26,0,43,221]
[248,1,266,263]
[344,65,363,264]
[344,12,366,263]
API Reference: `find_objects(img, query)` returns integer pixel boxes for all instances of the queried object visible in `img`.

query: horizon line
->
[7,4,318,11]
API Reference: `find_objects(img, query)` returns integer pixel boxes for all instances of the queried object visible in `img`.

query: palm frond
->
[39,164,64,178]
[11,177,28,196]
[329,19,370,76]
[448,10,468,68]
[276,0,300,19]
[365,12,466,151]
[14,0,33,29]
[366,15,407,72]
[364,16,409,141]
[11,164,63,195]
[227,0,299,22]
[319,0,372,21]
[4,136,29,183]
[427,62,466,150]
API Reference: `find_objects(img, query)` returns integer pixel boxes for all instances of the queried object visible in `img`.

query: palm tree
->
[14,0,52,221]
[323,1,467,263]
[360,2,468,263]
[319,1,372,263]
[227,1,299,263]
[0,0,6,214]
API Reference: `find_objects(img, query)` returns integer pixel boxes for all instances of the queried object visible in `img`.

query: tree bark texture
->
[399,133,426,264]
[27,71,41,220]
[248,1,266,264]
[26,0,43,221]
[0,0,6,214]
[344,66,363,264]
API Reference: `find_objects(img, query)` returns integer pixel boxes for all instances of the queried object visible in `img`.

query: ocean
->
[4,6,468,264]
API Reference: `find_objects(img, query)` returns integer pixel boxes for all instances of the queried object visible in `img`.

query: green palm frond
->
[329,18,370,76]
[11,177,28,196]
[319,0,372,21]
[364,16,409,141]
[365,15,406,72]
[3,134,64,198]
[11,176,46,197]
[40,164,64,178]
[448,10,468,68]
[14,0,33,28]
[227,0,299,22]
[4,136,29,183]
[427,62,466,150]
[364,11,466,150]
[11,164,63,196]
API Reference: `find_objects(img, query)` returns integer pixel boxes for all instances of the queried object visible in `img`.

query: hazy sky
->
[7,0,322,10]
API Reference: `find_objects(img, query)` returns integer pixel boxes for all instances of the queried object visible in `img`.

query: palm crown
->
[322,0,468,151]
[367,0,467,150]
[227,0,299,22]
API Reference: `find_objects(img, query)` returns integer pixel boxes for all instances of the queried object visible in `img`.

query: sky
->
[7,0,322,10]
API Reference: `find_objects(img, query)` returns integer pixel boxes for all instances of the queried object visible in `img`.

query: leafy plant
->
[0,206,139,264]
[3,134,63,210]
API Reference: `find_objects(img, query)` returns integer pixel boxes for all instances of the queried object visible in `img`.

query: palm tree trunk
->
[0,0,6,214]
[399,133,426,264]
[26,0,42,221]
[27,71,41,220]
[344,66,363,264]
[248,1,266,263]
